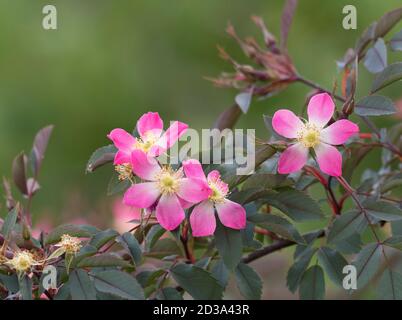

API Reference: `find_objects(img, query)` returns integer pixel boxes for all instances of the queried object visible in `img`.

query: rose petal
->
[320,119,359,145]
[114,150,131,165]
[136,112,163,139]
[272,109,304,139]
[314,143,342,177]
[215,199,246,230]
[182,159,207,181]
[123,182,160,208]
[176,178,211,203]
[278,143,309,174]
[130,149,161,181]
[190,201,216,237]
[156,194,185,231]
[150,121,188,156]
[307,93,335,127]
[107,128,136,152]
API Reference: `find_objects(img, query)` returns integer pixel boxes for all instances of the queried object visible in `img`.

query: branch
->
[242,229,325,264]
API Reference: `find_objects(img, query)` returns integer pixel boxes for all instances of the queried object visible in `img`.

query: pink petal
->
[190,201,216,237]
[130,149,161,181]
[114,150,131,165]
[182,159,207,181]
[176,178,212,203]
[107,129,136,152]
[136,112,163,139]
[215,199,246,230]
[272,109,304,139]
[207,170,221,181]
[278,143,308,174]
[150,121,188,156]
[156,194,185,231]
[123,182,160,208]
[314,143,342,177]
[307,93,335,127]
[177,196,193,209]
[320,119,359,145]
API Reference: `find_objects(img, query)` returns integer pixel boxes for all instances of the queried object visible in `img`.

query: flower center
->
[8,251,36,272]
[59,234,82,254]
[207,175,229,204]
[135,133,158,153]
[156,167,182,194]
[298,124,321,148]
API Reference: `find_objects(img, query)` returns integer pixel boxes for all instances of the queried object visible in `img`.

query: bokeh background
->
[0,0,401,299]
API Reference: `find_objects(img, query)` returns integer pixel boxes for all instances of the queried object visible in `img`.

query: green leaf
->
[235,91,252,113]
[89,229,119,249]
[355,95,396,116]
[86,144,116,173]
[156,287,183,300]
[211,259,229,288]
[377,269,402,300]
[317,247,348,287]
[107,174,131,196]
[375,7,402,38]
[299,266,325,300]
[72,245,98,266]
[363,38,387,73]
[248,213,305,243]
[117,232,142,265]
[12,152,28,195]
[371,62,402,93]
[383,236,402,250]
[69,269,97,300]
[242,173,292,191]
[334,233,362,254]
[136,269,165,288]
[1,206,18,239]
[352,243,382,288]
[148,238,181,259]
[235,263,262,300]
[170,264,223,300]
[45,224,100,245]
[145,225,165,251]
[262,189,324,221]
[327,210,368,244]
[364,200,402,221]
[390,29,402,51]
[92,270,144,300]
[0,274,19,293]
[77,253,133,268]
[54,284,71,300]
[18,275,32,300]
[287,247,316,293]
[214,221,242,270]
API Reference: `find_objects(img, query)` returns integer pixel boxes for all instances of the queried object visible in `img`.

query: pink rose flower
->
[272,93,359,177]
[108,112,188,164]
[123,150,211,231]
[183,159,246,237]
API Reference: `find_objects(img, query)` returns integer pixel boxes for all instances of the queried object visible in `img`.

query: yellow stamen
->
[6,251,37,273]
[115,163,132,181]
[156,167,182,195]
[57,234,82,254]
[297,124,321,148]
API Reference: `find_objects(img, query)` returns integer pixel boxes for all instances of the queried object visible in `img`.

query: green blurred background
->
[0,0,401,298]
